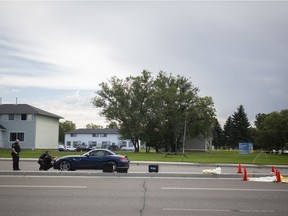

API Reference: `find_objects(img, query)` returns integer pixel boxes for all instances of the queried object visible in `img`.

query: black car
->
[53,149,129,173]
[75,145,91,152]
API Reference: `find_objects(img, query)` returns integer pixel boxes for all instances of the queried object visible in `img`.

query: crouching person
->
[38,151,53,171]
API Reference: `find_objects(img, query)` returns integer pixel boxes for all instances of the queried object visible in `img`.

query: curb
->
[0,170,272,178]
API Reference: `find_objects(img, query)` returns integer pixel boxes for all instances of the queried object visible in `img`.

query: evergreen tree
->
[231,105,252,146]
[223,116,233,149]
[212,118,224,149]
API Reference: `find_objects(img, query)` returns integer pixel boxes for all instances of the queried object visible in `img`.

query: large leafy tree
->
[93,70,154,152]
[92,70,215,152]
[254,109,288,151]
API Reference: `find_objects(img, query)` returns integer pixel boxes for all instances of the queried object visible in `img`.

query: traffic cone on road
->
[243,167,248,181]
[271,166,275,173]
[276,170,282,183]
[237,164,243,173]
[275,170,279,182]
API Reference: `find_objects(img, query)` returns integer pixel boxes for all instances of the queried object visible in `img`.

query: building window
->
[70,134,77,137]
[66,141,71,147]
[10,133,25,142]
[92,133,99,137]
[73,141,80,147]
[21,114,33,120]
[9,114,14,120]
[102,141,110,148]
[100,133,107,137]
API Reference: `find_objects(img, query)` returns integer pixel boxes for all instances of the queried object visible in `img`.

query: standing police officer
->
[11,139,21,170]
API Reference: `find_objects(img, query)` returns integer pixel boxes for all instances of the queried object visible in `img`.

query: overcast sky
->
[0,0,287,128]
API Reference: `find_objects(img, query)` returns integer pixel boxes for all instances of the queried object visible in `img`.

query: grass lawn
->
[0,149,287,165]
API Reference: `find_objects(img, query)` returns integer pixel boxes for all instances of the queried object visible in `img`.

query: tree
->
[212,118,224,149]
[254,109,288,151]
[92,70,216,152]
[223,105,252,149]
[106,122,119,129]
[93,70,154,152]
[86,123,103,129]
[223,116,233,149]
[59,120,76,143]
[231,105,252,144]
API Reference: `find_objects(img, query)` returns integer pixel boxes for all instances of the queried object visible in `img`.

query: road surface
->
[0,175,288,216]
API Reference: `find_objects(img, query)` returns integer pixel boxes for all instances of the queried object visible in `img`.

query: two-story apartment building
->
[0,104,62,149]
[65,128,134,150]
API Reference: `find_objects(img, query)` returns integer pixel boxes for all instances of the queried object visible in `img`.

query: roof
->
[0,104,63,119]
[0,124,6,130]
[66,128,119,134]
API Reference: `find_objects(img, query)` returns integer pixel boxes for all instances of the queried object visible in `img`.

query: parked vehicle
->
[58,145,66,152]
[65,147,76,152]
[53,149,129,172]
[75,145,91,152]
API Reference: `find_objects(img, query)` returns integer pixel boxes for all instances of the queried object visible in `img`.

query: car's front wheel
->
[59,160,71,171]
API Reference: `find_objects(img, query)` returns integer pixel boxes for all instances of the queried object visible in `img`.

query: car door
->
[82,150,106,169]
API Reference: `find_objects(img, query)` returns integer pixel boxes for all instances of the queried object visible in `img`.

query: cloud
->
[0,1,288,127]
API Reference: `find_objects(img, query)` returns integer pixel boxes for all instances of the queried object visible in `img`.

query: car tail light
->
[119,157,127,161]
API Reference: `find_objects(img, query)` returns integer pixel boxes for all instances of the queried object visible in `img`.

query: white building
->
[64,128,134,150]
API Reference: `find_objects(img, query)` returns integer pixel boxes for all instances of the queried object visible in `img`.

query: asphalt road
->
[0,175,288,216]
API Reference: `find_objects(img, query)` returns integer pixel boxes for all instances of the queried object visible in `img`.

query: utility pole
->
[182,118,187,161]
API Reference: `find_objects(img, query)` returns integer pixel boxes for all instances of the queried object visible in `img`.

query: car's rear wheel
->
[107,161,117,172]
[59,160,71,171]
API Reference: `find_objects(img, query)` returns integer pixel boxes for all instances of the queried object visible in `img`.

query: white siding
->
[35,115,59,149]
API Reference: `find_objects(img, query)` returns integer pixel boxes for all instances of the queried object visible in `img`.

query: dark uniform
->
[38,151,53,171]
[11,140,21,170]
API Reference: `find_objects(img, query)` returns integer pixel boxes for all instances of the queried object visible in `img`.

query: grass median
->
[1,149,287,165]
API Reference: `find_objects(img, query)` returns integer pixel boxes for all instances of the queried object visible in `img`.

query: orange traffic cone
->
[237,164,243,173]
[243,167,248,181]
[275,170,279,182]
[271,166,275,173]
[275,170,280,182]
[276,170,282,183]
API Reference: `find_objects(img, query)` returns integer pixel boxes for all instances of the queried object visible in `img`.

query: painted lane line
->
[164,208,230,212]
[161,187,288,192]
[0,185,87,189]
[0,175,240,180]
[163,208,275,213]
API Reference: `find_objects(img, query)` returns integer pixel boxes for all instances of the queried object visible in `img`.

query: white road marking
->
[163,208,275,213]
[161,187,288,192]
[0,185,87,189]
[0,175,240,180]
